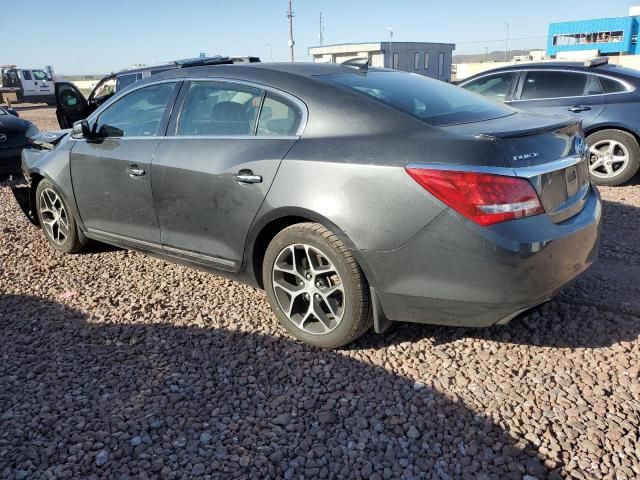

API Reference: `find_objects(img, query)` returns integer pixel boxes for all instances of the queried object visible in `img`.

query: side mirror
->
[7,109,19,117]
[72,120,92,138]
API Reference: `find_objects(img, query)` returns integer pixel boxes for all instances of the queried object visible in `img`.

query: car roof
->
[464,61,638,75]
[188,61,392,77]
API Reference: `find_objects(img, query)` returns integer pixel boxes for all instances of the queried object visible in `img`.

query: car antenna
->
[341,57,369,71]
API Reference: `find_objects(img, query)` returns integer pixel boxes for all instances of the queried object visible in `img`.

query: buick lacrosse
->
[12,61,601,348]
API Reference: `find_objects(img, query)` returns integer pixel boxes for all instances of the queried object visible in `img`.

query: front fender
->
[9,176,39,226]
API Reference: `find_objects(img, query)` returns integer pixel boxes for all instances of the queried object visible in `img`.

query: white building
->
[309,42,456,81]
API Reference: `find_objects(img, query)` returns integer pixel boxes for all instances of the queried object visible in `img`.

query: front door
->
[510,70,606,129]
[70,81,179,244]
[152,80,304,269]
[55,82,91,128]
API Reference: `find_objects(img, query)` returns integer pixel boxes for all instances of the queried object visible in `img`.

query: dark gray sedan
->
[12,62,601,348]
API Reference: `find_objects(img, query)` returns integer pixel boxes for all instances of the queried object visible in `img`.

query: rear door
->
[152,80,304,270]
[55,82,91,128]
[510,70,605,129]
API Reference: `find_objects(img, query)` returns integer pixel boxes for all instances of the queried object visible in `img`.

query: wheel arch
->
[584,124,640,146]
[245,207,361,289]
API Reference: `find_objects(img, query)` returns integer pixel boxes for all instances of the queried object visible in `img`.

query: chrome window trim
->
[407,154,584,179]
[176,77,308,137]
[84,76,309,140]
[460,68,635,101]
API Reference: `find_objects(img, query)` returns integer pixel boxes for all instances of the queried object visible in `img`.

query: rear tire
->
[586,129,640,186]
[35,179,86,253]
[263,222,372,349]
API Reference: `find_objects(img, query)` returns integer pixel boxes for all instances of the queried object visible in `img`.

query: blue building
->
[548,8,640,58]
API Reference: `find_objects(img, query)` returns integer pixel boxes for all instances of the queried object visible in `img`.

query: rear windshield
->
[318,71,514,126]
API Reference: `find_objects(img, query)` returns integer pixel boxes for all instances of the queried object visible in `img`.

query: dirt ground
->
[1,105,639,479]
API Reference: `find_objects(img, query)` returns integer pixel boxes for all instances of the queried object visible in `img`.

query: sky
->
[3,0,638,74]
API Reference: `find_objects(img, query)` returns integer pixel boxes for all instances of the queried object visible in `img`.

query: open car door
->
[55,81,91,129]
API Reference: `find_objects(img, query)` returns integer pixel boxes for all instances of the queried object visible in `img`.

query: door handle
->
[568,105,591,113]
[127,166,146,178]
[234,169,262,185]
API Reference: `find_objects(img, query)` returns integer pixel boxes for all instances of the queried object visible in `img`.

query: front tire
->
[587,130,640,186]
[263,223,372,349]
[35,179,86,253]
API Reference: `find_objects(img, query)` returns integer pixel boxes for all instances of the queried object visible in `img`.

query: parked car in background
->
[0,106,38,174]
[1,65,55,104]
[55,56,260,128]
[459,58,640,186]
[12,62,600,348]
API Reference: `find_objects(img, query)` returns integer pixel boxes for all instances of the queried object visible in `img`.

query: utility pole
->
[387,27,394,69]
[319,12,324,46]
[504,21,510,62]
[287,0,295,62]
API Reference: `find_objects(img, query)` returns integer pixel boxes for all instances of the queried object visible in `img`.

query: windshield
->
[318,71,514,126]
[0,107,6,115]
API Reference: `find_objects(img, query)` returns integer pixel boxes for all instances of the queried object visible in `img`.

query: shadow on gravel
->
[0,294,554,479]
[355,197,640,351]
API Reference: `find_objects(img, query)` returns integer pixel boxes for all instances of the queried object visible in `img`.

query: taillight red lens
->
[405,168,545,227]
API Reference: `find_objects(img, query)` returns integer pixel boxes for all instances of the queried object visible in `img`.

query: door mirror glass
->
[72,120,92,138]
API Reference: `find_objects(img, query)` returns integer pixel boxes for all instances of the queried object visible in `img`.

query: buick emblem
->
[0,134,6,143]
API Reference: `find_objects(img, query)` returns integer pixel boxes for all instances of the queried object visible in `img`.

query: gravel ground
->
[1,107,639,479]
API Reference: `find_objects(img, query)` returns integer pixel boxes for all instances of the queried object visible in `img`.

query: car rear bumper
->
[356,185,601,328]
[0,147,23,174]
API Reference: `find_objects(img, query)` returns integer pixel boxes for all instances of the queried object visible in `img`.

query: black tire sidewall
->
[263,226,366,349]
[587,130,640,186]
[35,179,80,253]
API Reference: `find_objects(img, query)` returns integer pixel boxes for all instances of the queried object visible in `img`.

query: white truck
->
[1,65,56,104]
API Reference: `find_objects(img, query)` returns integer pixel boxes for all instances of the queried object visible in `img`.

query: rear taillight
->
[405,167,545,227]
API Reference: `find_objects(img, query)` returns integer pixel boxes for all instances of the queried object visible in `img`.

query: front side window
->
[520,71,590,100]
[177,81,262,136]
[463,72,516,101]
[257,93,302,136]
[319,71,514,126]
[22,70,32,81]
[94,82,177,137]
[32,70,50,81]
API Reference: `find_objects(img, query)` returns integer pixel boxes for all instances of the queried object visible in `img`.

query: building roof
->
[309,41,455,53]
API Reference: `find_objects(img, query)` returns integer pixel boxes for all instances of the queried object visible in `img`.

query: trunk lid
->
[444,112,590,223]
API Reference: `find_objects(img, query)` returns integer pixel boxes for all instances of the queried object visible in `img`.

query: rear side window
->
[319,71,513,126]
[599,76,628,94]
[520,71,590,100]
[22,70,32,81]
[177,81,263,136]
[463,72,516,101]
[94,82,177,137]
[257,94,302,136]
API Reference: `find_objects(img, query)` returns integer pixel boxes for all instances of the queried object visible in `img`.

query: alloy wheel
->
[589,139,629,179]
[272,243,345,335]
[39,188,69,245]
